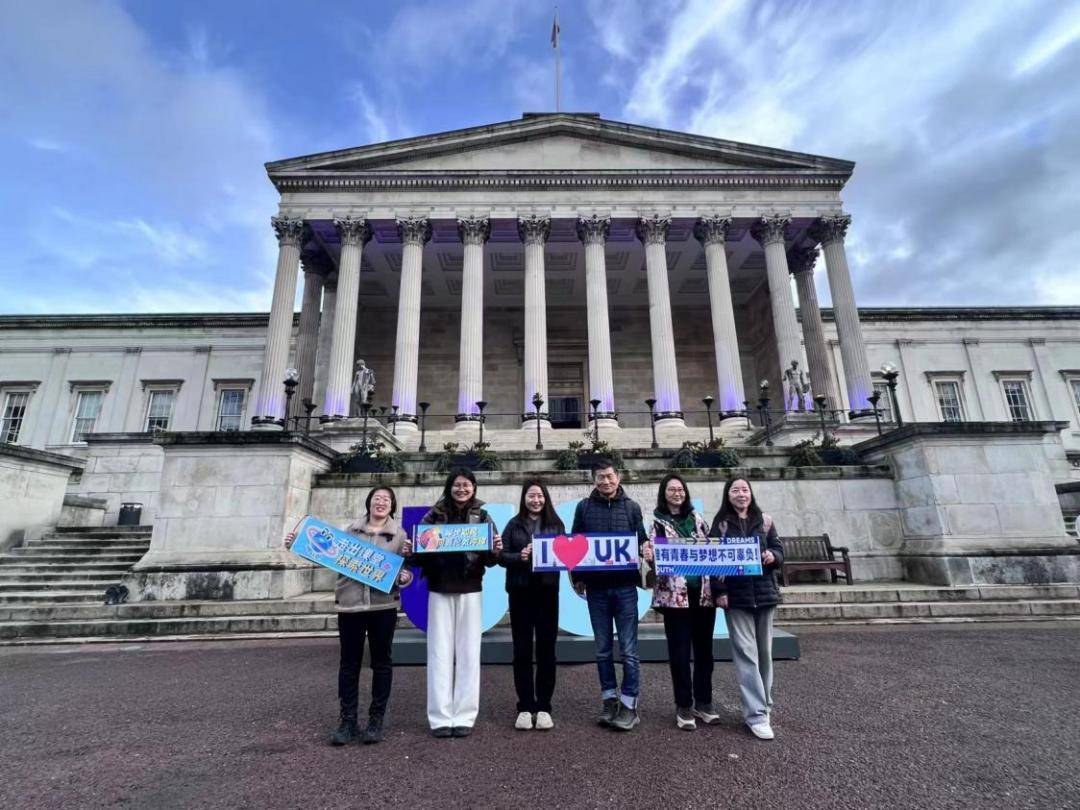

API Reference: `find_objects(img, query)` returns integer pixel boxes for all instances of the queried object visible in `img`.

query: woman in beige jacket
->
[286,486,412,746]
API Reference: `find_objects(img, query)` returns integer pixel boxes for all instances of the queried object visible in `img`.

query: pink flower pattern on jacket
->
[648,510,724,609]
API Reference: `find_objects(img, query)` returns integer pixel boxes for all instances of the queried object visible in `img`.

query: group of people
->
[284,459,784,745]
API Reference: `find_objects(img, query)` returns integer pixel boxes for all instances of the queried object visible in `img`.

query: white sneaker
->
[514,711,534,730]
[747,721,775,740]
[534,711,554,730]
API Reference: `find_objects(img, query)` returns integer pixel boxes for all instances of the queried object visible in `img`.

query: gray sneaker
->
[676,707,697,730]
[597,698,620,727]
[692,703,721,725]
[610,702,640,732]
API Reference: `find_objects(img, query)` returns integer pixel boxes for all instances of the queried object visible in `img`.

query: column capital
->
[271,216,307,247]
[397,216,432,247]
[517,214,551,246]
[808,214,852,246]
[787,246,818,275]
[576,214,610,245]
[334,217,372,247]
[300,251,333,276]
[635,214,670,245]
[457,216,491,245]
[750,215,791,248]
[693,216,732,246]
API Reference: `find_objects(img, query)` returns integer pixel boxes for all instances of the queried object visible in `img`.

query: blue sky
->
[2,0,1078,314]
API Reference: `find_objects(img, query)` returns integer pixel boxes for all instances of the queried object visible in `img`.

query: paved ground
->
[1,623,1078,809]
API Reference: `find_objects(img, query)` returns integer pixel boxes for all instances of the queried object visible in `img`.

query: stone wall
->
[72,434,163,525]
[0,445,83,549]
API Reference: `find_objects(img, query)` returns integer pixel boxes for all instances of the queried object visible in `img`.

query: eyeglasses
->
[371,496,392,504]
[452,484,473,490]
[665,488,686,494]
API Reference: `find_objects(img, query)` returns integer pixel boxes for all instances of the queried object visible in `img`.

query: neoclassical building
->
[3,114,1079,465]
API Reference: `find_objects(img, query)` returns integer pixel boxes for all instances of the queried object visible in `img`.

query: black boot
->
[330,706,359,746]
[361,715,384,745]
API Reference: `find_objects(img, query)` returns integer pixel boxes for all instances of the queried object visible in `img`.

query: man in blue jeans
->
[571,459,649,731]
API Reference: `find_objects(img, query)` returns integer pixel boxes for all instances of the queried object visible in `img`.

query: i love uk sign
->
[532,533,640,572]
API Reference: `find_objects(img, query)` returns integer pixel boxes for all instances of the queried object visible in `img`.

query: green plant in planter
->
[670,440,741,469]
[787,435,823,467]
[335,439,402,473]
[818,432,862,465]
[434,440,501,472]
[554,437,625,471]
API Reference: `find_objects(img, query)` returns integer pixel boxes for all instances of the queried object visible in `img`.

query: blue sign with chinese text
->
[413,522,492,553]
[290,515,404,594]
[653,536,763,577]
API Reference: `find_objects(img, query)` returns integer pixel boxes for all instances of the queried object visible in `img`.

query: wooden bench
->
[781,534,853,586]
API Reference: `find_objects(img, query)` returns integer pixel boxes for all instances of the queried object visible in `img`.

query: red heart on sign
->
[553,533,589,570]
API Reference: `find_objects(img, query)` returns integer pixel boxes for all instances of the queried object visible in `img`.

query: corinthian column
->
[750,215,805,410]
[577,215,618,426]
[321,217,371,420]
[809,214,873,414]
[455,217,490,428]
[636,215,684,425]
[788,246,837,409]
[390,217,431,433]
[694,216,745,417]
[294,253,326,418]
[519,215,551,427]
[253,216,306,429]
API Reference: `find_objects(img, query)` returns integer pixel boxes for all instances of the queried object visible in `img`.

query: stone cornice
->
[266,113,855,176]
[270,169,851,193]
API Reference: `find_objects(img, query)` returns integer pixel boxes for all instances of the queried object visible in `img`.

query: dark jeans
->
[508,584,559,712]
[585,584,641,703]
[337,609,397,720]
[660,593,716,709]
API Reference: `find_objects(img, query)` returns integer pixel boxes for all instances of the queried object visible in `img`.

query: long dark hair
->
[440,467,478,520]
[715,477,763,524]
[655,473,692,518]
[365,485,397,517]
[516,478,565,534]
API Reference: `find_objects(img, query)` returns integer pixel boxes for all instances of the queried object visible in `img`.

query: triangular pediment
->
[266,114,853,177]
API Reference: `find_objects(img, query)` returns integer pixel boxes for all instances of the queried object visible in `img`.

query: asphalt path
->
[1,623,1078,809]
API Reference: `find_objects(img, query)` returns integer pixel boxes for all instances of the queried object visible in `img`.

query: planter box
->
[696,450,741,468]
[339,455,387,473]
[819,448,860,465]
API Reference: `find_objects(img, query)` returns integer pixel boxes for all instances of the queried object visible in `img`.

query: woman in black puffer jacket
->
[710,477,784,741]
[498,478,564,731]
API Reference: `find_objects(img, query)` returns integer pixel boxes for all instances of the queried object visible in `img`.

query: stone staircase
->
[0,526,151,606]
[1,582,1078,644]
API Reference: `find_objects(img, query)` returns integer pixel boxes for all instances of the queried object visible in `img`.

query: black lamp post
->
[418,401,430,453]
[743,399,753,430]
[301,398,316,435]
[282,368,299,431]
[880,363,903,428]
[758,379,773,448]
[476,400,488,446]
[814,393,830,441]
[391,405,399,436]
[360,402,371,454]
[532,392,545,450]
[702,395,716,445]
[590,398,602,444]
[645,398,659,449]
[867,391,884,436]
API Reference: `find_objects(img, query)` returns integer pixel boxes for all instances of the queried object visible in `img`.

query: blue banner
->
[532,533,639,572]
[413,522,492,553]
[290,515,404,594]
[653,536,763,577]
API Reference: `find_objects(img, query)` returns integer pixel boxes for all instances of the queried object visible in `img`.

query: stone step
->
[0,598,333,623]
[781,584,1080,605]
[0,569,129,581]
[777,599,1080,623]
[0,591,107,604]
[18,544,150,554]
[0,553,145,564]
[0,614,338,640]
[46,526,153,538]
[0,580,126,593]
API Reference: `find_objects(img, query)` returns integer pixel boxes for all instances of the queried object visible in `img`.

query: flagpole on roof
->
[552,7,561,112]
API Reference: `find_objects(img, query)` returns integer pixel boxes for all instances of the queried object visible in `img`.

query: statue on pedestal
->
[784,360,811,412]
[350,360,376,417]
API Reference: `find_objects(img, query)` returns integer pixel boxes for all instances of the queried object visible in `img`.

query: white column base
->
[654,416,687,430]
[391,420,419,435]
[453,419,483,435]
[251,419,284,432]
[520,418,553,431]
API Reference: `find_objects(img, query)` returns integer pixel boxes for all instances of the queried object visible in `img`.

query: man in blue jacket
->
[571,459,649,731]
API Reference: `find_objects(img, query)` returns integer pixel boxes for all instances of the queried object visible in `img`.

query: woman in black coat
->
[499,478,565,731]
[710,477,784,741]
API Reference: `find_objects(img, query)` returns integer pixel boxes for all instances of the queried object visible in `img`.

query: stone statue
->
[784,360,811,412]
[350,359,376,417]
